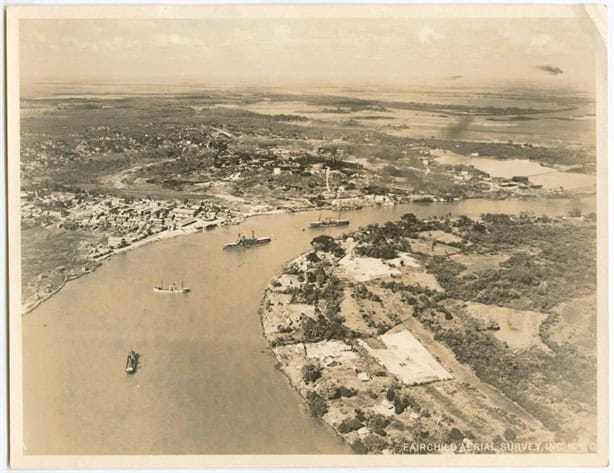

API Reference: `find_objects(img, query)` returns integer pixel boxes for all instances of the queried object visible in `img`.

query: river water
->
[21,197,595,455]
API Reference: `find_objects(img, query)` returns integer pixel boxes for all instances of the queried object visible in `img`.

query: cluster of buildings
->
[21,190,230,259]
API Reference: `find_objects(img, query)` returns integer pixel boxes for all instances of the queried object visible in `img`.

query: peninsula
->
[260,212,596,453]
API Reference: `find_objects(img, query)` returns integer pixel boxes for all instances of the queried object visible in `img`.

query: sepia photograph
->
[5,4,608,469]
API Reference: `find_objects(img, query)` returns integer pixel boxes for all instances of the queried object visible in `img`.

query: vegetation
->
[301,314,352,342]
[305,391,328,417]
[428,215,596,310]
[301,363,322,384]
[337,417,363,434]
[367,414,390,436]
[283,212,596,446]
[21,225,103,302]
[310,235,345,257]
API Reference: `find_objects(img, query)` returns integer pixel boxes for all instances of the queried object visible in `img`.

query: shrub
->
[351,439,368,454]
[363,434,388,452]
[446,427,464,443]
[401,213,418,224]
[302,363,322,384]
[337,417,363,434]
[388,419,405,431]
[310,235,345,257]
[339,386,357,397]
[354,409,366,422]
[320,382,341,400]
[306,251,321,263]
[504,428,517,441]
[305,391,328,417]
[394,395,410,414]
[356,242,399,260]
[367,414,390,435]
[301,314,349,342]
[568,208,582,217]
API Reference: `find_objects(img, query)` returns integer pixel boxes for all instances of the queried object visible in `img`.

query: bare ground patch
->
[546,294,596,350]
[450,252,510,277]
[465,302,549,351]
[408,238,460,257]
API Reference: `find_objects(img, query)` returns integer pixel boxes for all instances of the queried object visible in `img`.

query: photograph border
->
[5,4,609,468]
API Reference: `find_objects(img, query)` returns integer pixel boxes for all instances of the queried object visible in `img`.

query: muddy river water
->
[22,196,595,454]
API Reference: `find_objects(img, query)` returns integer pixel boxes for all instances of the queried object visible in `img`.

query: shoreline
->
[21,202,325,315]
[19,195,435,315]
[21,190,595,316]
[21,214,239,315]
[257,254,351,446]
[256,268,354,450]
[257,215,597,454]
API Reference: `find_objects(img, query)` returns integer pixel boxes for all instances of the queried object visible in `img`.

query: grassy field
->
[21,225,103,303]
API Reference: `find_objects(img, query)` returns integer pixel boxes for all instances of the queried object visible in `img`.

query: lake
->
[433,150,596,191]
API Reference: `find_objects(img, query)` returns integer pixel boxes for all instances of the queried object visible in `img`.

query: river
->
[21,196,595,455]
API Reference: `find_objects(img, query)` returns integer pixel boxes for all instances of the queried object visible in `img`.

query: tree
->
[310,235,345,257]
[306,391,328,417]
[447,427,464,443]
[504,428,517,441]
[302,363,322,384]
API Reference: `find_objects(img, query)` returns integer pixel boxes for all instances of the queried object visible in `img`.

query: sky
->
[18,11,601,92]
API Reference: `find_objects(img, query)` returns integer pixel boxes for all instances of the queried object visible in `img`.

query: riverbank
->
[20,197,598,455]
[22,215,234,314]
[21,197,359,314]
[259,252,545,454]
[21,191,596,316]
[18,192,443,315]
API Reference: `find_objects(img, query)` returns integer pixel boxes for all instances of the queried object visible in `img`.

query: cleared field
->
[547,295,596,349]
[21,225,102,303]
[417,229,463,245]
[338,255,401,282]
[305,340,358,363]
[408,238,459,257]
[450,252,509,276]
[465,302,548,350]
[261,291,315,335]
[397,268,443,291]
[358,330,452,385]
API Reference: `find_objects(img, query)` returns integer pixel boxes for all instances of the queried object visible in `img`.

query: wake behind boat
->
[224,230,272,249]
[153,279,191,293]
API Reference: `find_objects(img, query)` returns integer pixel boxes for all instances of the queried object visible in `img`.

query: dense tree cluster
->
[310,235,345,257]
[427,217,596,310]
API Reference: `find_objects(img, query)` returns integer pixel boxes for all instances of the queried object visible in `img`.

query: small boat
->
[224,230,272,249]
[153,279,191,293]
[125,349,139,374]
[309,213,350,229]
